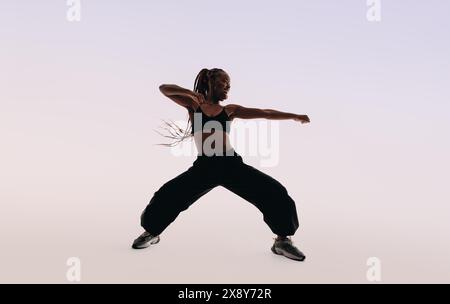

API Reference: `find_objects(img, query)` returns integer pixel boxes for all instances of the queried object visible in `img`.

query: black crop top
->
[191,105,231,134]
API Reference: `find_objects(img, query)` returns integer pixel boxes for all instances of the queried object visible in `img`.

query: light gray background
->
[1,1,449,283]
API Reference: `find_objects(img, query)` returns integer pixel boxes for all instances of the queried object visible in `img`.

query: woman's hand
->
[159,84,206,111]
[294,115,311,124]
[195,93,206,105]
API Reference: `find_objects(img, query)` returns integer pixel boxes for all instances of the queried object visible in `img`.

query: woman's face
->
[212,72,231,101]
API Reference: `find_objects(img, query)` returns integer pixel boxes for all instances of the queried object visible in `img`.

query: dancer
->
[132,68,310,261]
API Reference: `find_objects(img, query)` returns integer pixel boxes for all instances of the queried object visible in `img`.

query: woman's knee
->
[276,186,297,210]
[152,182,179,202]
[270,181,289,198]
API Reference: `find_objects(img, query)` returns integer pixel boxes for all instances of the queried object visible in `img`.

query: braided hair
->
[156,68,226,147]
[193,68,225,104]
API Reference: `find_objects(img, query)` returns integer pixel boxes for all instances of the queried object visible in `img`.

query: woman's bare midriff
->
[193,131,233,155]
[189,105,234,155]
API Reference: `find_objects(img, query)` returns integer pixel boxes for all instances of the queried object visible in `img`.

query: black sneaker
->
[132,231,160,249]
[271,237,306,261]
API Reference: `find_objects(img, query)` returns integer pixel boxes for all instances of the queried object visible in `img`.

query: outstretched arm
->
[227,104,310,124]
[159,84,204,111]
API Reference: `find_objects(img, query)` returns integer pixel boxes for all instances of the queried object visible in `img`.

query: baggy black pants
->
[141,152,300,236]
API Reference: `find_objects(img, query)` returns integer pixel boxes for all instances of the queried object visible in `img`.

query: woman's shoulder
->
[224,104,241,120]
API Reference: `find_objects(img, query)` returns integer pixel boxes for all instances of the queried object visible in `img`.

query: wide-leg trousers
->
[141,152,299,236]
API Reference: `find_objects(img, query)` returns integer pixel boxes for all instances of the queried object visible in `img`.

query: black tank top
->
[191,105,231,135]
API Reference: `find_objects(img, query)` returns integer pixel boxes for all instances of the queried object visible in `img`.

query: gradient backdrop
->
[1,0,449,283]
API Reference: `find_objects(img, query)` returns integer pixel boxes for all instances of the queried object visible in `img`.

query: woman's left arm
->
[226,104,310,124]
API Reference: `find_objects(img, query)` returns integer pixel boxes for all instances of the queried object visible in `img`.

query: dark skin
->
[159,71,311,122]
[159,71,310,240]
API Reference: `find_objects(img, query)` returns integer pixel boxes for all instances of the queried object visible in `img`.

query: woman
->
[132,68,310,261]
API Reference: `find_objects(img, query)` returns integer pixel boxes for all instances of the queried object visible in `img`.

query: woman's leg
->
[141,165,217,236]
[221,162,300,237]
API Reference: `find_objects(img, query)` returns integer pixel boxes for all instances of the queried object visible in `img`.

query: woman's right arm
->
[159,84,204,111]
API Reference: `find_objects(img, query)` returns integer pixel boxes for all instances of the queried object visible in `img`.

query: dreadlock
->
[156,68,226,147]
[193,68,225,104]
